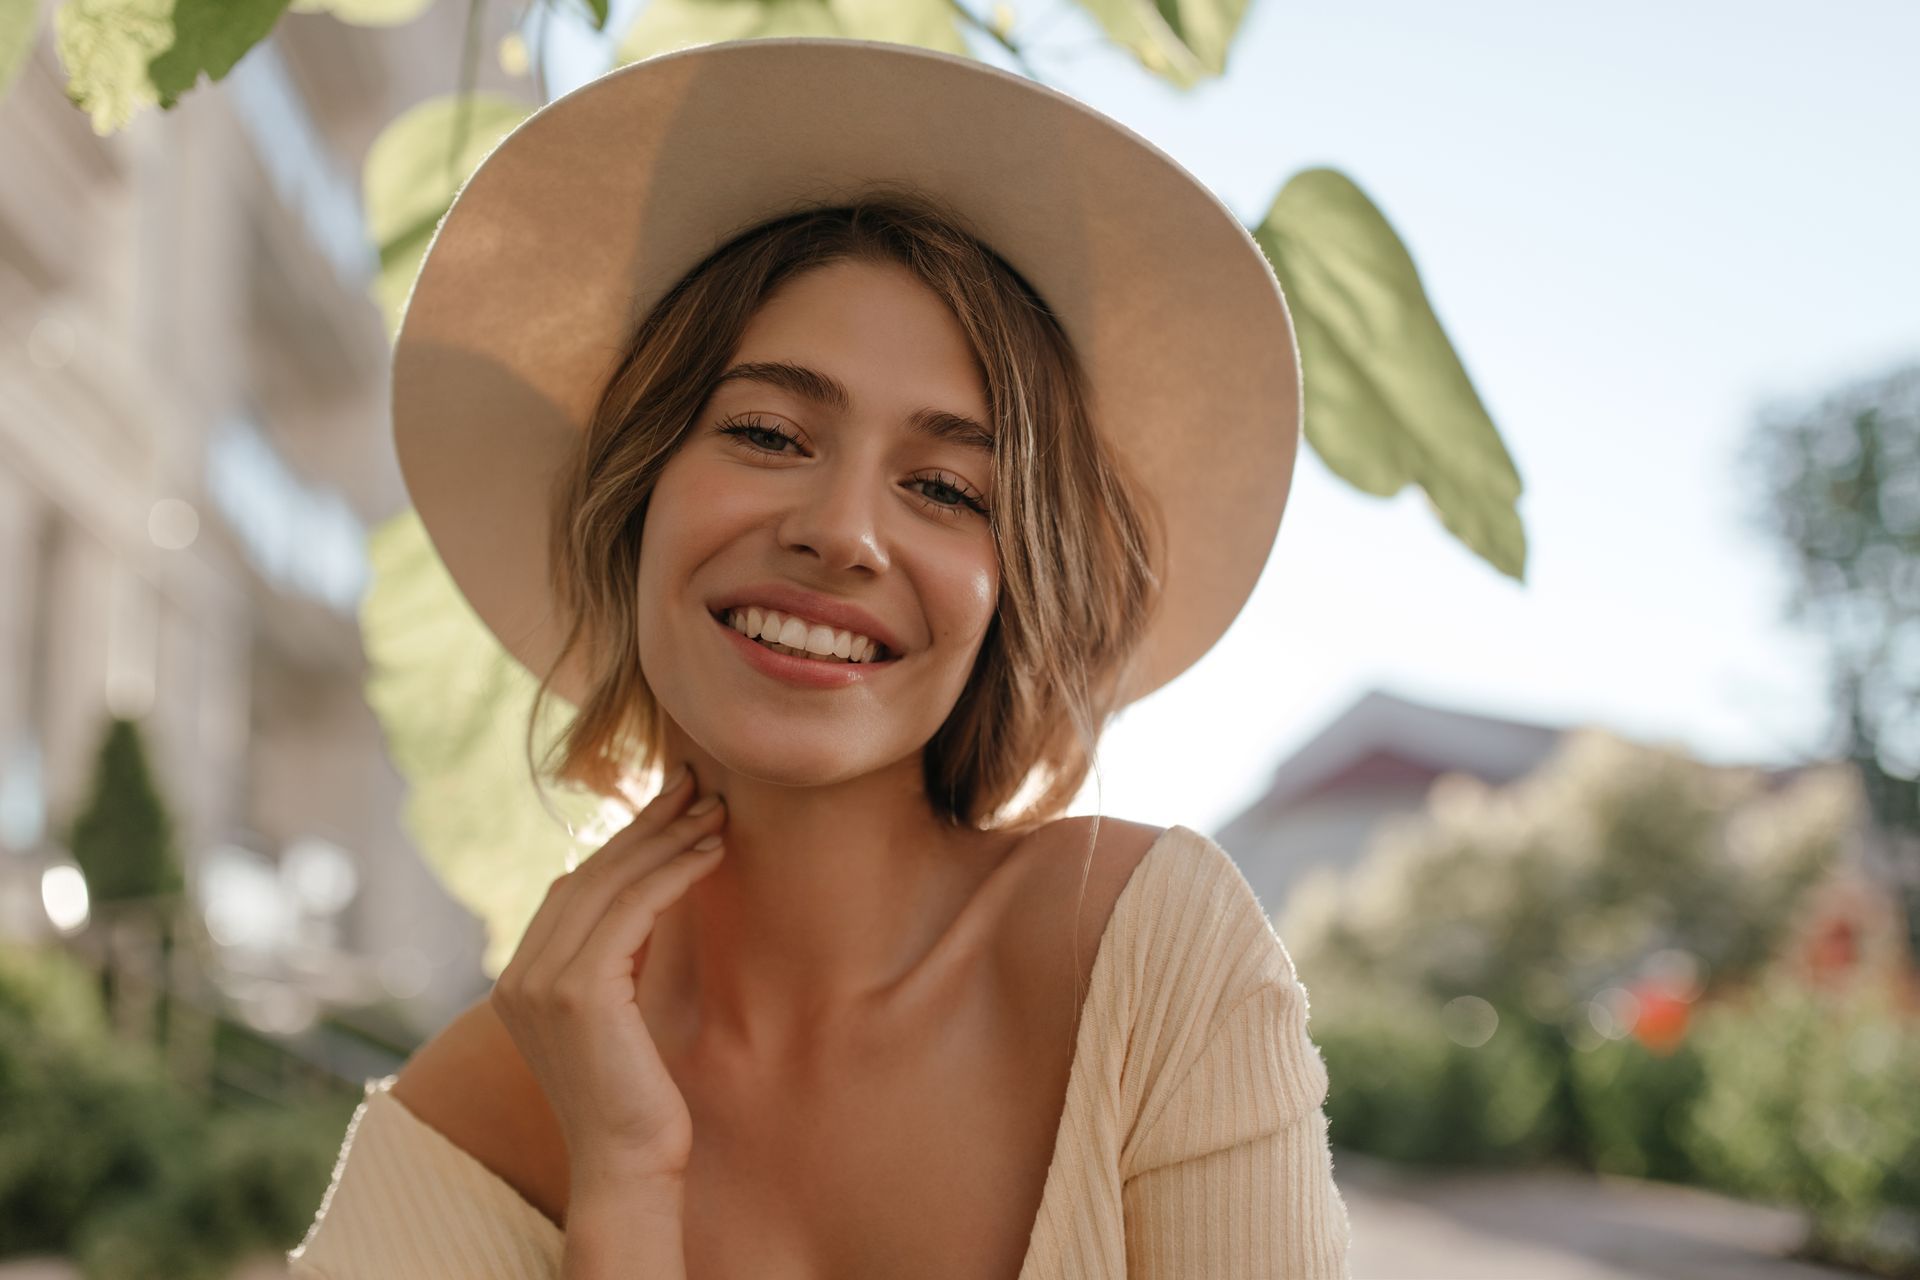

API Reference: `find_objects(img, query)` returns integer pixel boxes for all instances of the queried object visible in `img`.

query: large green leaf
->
[52,0,172,133]
[616,0,967,64]
[1071,0,1250,88]
[359,95,596,977]
[150,0,291,103]
[826,0,967,55]
[0,0,40,104]
[288,0,437,26]
[361,92,532,340]
[615,0,842,64]
[1254,167,1527,582]
[53,0,289,133]
[361,510,599,979]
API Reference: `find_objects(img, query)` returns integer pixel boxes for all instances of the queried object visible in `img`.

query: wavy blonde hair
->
[530,188,1162,833]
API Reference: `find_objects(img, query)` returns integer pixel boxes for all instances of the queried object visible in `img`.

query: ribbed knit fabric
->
[287,824,1351,1278]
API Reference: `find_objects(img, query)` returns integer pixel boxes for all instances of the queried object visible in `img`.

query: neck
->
[641,733,1023,1067]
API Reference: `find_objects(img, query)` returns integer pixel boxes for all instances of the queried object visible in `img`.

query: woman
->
[289,36,1349,1280]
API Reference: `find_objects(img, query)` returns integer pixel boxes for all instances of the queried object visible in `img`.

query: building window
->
[205,415,368,613]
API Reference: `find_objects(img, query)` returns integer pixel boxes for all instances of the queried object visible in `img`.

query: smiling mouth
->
[709,607,897,665]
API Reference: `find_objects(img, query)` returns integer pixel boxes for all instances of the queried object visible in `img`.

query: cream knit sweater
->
[288,824,1351,1277]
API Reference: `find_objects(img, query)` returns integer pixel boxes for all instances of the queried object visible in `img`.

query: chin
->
[678,717,909,789]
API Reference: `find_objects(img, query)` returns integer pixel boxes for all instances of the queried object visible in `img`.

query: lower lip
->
[710,610,898,689]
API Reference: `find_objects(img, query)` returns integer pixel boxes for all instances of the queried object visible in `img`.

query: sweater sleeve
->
[1121,980,1350,1277]
[284,1079,565,1279]
[1115,828,1351,1278]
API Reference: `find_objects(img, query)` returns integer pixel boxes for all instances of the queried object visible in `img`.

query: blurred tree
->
[1742,360,1920,961]
[69,716,182,909]
[1280,728,1858,1024]
[1284,731,1866,1190]
[68,715,186,1048]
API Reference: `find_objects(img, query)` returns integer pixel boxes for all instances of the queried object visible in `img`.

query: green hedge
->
[1566,1033,1707,1182]
[1309,972,1920,1277]
[1683,981,1920,1275]
[0,942,360,1279]
[1313,982,1563,1166]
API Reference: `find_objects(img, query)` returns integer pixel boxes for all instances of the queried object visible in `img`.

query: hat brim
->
[392,35,1300,711]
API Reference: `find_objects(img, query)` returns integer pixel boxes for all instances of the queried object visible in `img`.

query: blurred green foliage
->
[68,717,182,908]
[0,943,359,1279]
[617,0,969,64]
[1684,980,1920,1275]
[360,508,603,980]
[1309,979,1562,1167]
[1309,975,1920,1276]
[363,92,533,341]
[1565,1028,1705,1183]
[1286,725,1920,1274]
[1742,359,1920,962]
[1283,727,1855,1019]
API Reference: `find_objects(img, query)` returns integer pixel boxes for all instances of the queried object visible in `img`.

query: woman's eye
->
[719,419,798,453]
[718,420,987,518]
[914,478,975,510]
[911,476,990,518]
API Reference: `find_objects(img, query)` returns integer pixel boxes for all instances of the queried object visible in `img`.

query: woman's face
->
[636,257,1000,788]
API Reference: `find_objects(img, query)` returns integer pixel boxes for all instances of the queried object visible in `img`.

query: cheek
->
[659,449,770,533]
[934,549,998,647]
[634,454,711,625]
[641,451,747,564]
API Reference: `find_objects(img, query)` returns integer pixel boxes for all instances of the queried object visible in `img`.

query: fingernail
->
[664,763,689,790]
[687,792,721,815]
[692,834,723,850]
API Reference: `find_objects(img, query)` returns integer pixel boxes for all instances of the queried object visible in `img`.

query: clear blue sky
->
[544,1,1920,833]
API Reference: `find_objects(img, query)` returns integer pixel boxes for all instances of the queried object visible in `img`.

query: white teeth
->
[722,608,887,663]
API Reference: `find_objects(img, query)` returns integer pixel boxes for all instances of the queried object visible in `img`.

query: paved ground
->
[0,1154,1867,1279]
[1338,1151,1859,1280]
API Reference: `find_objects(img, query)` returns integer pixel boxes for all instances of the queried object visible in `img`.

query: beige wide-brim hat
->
[393,35,1300,709]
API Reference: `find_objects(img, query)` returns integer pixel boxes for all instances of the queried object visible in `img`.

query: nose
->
[775,457,890,576]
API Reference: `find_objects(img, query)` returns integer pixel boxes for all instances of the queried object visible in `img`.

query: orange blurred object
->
[1628,981,1692,1055]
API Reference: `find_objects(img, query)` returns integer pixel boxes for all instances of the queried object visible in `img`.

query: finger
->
[495,871,572,999]
[550,844,726,1157]
[523,797,728,993]
[575,765,698,876]
[559,839,726,999]
[573,782,720,899]
[508,769,699,976]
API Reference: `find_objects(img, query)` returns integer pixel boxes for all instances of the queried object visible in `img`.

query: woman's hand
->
[490,764,727,1187]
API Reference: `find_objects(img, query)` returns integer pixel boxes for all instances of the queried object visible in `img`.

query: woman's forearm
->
[561,1174,689,1279]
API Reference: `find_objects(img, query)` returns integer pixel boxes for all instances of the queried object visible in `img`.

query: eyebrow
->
[710,360,996,455]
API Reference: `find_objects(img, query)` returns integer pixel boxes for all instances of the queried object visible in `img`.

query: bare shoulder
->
[1002,814,1169,982]
[388,993,569,1229]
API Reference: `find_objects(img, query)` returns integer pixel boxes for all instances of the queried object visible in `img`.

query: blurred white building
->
[0,4,536,1063]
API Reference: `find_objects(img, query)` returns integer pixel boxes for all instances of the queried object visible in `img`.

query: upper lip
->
[709,583,907,657]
